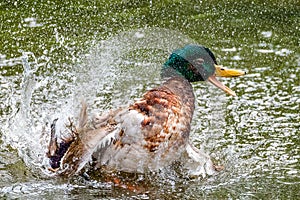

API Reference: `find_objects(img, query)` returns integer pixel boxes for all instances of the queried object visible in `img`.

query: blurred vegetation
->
[0,0,299,61]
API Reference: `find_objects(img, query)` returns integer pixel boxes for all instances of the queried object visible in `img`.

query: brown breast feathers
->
[129,77,195,152]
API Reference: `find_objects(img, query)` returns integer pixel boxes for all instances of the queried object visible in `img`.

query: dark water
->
[0,1,299,199]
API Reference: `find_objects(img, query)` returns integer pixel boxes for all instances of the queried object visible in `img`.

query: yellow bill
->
[215,65,246,77]
[208,75,236,96]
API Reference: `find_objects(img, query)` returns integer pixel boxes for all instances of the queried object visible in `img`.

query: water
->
[1,0,299,199]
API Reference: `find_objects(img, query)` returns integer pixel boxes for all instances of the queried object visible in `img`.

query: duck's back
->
[93,77,195,173]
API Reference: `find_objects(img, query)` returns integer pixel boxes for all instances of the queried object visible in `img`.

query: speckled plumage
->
[93,76,195,173]
[46,45,244,177]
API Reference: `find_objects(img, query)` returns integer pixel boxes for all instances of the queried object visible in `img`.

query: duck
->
[46,44,245,178]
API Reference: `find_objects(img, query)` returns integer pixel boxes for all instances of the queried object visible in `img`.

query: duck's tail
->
[46,102,119,177]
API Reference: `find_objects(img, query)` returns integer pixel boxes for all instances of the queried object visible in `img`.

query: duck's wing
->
[46,77,199,176]
[47,102,121,177]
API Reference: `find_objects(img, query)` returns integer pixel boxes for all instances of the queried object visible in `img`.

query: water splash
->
[1,29,264,200]
[2,27,199,177]
[75,27,198,109]
[3,52,44,173]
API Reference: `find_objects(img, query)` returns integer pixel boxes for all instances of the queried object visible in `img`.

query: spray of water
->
[1,27,251,198]
[2,28,201,177]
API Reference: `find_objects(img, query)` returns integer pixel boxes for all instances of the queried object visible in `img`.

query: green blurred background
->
[0,0,299,199]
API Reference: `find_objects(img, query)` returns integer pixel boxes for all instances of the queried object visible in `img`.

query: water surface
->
[0,0,299,199]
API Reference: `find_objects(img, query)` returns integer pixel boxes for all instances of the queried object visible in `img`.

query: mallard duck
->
[46,44,245,177]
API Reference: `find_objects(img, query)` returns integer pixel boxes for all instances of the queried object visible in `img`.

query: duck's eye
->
[220,68,225,71]
[193,58,204,66]
[188,64,198,73]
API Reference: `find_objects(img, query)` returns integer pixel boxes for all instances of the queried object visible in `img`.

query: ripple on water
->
[0,25,299,198]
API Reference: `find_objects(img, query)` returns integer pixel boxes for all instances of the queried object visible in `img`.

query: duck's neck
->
[161,64,186,81]
[161,76,195,117]
[158,76,195,141]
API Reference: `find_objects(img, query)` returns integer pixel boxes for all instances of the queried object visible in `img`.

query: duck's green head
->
[162,44,216,82]
[162,44,246,96]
